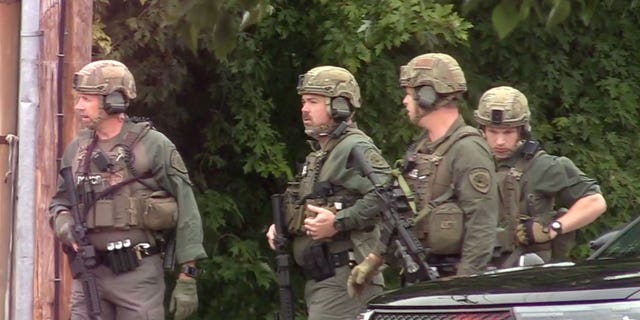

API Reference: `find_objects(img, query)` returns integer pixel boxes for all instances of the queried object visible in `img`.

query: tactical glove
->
[170,278,198,320]
[516,219,552,246]
[54,211,75,246]
[347,255,381,299]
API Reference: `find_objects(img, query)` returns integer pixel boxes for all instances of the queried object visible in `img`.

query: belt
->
[95,243,161,264]
[331,250,352,268]
[301,249,353,281]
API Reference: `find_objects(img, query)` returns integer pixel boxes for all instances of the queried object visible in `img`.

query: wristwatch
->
[549,220,563,235]
[181,265,199,278]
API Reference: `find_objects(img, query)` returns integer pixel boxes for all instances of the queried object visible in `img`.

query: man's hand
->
[170,278,198,320]
[516,218,554,245]
[347,254,382,299]
[304,204,338,239]
[54,211,76,247]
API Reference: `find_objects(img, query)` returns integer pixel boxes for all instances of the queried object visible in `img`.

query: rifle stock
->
[60,166,102,319]
[350,146,438,283]
[271,194,295,320]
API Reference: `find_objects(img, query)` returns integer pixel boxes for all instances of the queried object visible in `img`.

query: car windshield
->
[593,216,640,260]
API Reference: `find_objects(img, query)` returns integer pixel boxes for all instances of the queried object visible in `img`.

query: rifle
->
[350,146,438,283]
[60,166,102,319]
[271,194,295,320]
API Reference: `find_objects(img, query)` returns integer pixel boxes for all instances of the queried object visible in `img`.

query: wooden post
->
[36,0,92,319]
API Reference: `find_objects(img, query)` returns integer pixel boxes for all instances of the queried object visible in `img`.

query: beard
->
[304,122,339,140]
[85,110,108,130]
[410,106,428,125]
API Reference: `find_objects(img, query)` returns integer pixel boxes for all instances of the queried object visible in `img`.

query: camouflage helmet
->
[73,60,137,100]
[399,53,467,94]
[474,86,530,128]
[297,66,361,109]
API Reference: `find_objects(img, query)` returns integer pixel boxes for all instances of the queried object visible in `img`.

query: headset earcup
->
[415,86,438,109]
[330,97,352,121]
[103,92,128,114]
[520,125,531,139]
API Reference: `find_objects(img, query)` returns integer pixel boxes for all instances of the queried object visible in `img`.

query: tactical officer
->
[266,66,389,320]
[49,60,207,320]
[348,53,500,296]
[474,86,606,266]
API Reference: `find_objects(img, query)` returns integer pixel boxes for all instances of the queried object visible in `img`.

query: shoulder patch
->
[170,149,188,174]
[468,167,491,194]
[364,148,388,169]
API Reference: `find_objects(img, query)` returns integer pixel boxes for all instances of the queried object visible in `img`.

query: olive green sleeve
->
[450,138,499,275]
[48,138,80,217]
[532,155,601,207]
[146,131,208,264]
[330,140,390,232]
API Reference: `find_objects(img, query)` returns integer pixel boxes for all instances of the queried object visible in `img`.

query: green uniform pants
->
[304,265,383,320]
[70,254,165,320]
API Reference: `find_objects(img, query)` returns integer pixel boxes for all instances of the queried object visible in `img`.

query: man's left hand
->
[348,255,382,299]
[304,204,338,239]
[170,278,198,320]
[516,219,554,245]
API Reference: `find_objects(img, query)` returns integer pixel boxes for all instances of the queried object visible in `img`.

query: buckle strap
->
[331,250,352,268]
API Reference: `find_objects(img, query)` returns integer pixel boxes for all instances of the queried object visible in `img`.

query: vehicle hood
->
[369,258,640,307]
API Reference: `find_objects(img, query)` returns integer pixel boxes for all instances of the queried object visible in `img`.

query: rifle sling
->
[411,186,454,224]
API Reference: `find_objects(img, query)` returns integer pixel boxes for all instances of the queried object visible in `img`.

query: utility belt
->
[301,242,354,282]
[95,240,161,275]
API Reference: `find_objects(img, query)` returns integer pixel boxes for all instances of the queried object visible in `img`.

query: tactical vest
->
[402,126,481,255]
[74,121,177,249]
[497,144,556,255]
[283,127,368,236]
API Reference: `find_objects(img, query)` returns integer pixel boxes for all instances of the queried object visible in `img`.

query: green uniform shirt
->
[49,120,207,265]
[414,117,499,275]
[497,145,602,223]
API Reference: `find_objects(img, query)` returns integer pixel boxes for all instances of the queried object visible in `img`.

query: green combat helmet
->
[399,53,467,94]
[474,86,530,130]
[297,66,361,109]
[73,60,137,101]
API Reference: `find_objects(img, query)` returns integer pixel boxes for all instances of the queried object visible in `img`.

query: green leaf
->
[519,0,533,20]
[492,0,521,39]
[546,0,571,29]
[578,0,599,25]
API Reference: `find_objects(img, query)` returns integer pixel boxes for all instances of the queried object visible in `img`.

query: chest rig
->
[75,121,154,231]
[497,140,549,253]
[401,126,481,255]
[403,127,480,219]
[282,128,365,236]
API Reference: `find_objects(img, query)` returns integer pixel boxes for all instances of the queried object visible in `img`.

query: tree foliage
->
[462,0,638,39]
[93,0,640,318]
